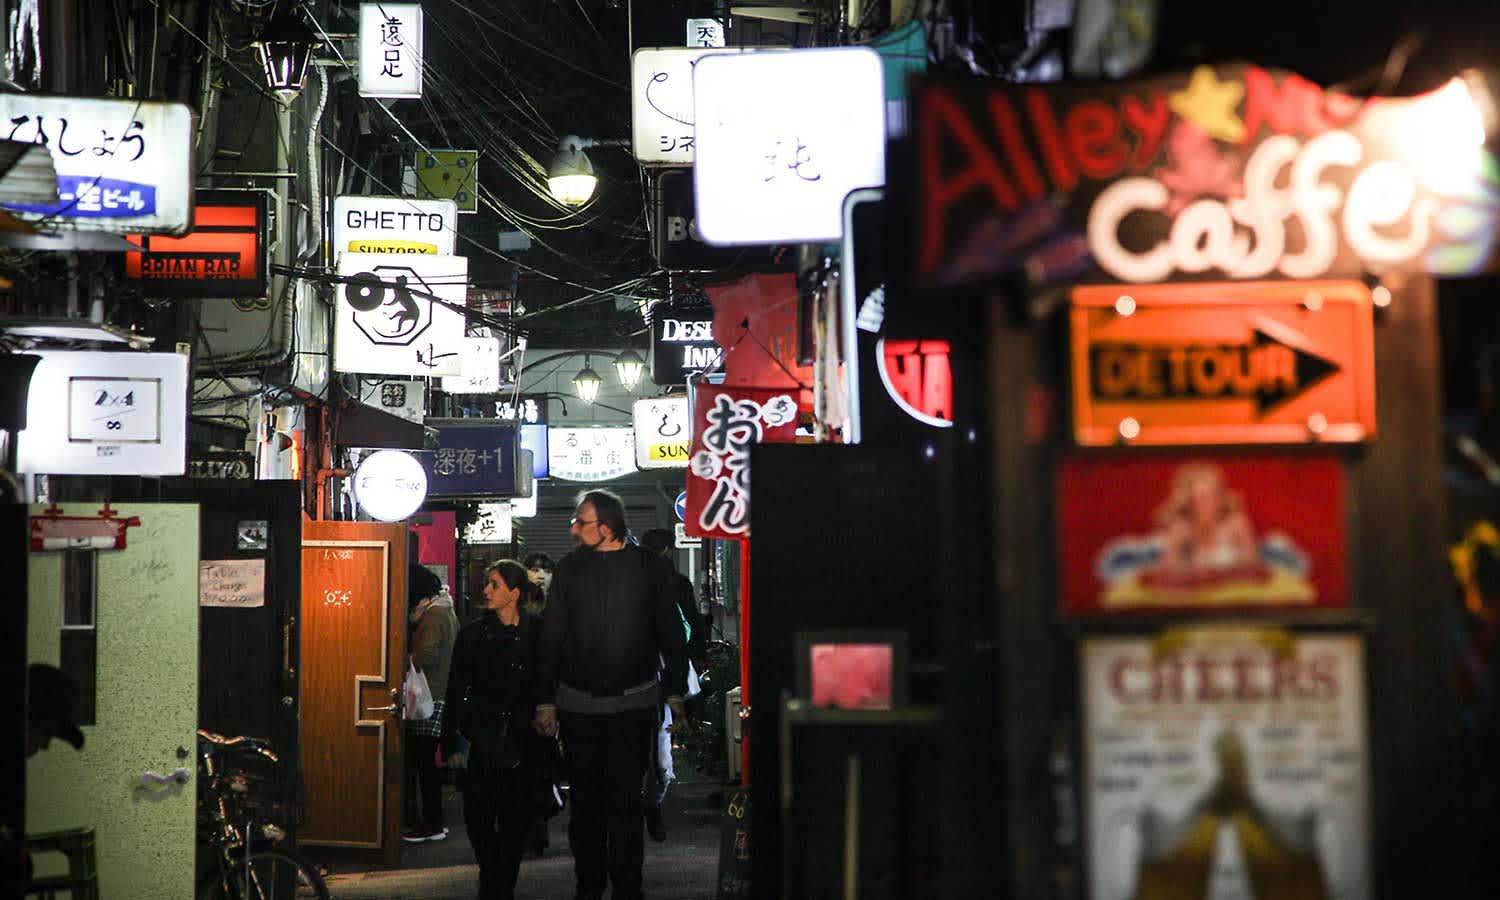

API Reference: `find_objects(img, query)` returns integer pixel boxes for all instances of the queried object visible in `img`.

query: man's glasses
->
[570,517,598,527]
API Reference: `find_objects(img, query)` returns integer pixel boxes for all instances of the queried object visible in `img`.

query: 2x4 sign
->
[124,191,268,297]
[910,64,1500,293]
[1070,280,1376,446]
[0,94,194,234]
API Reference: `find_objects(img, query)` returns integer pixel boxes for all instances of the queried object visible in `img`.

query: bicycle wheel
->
[200,849,330,900]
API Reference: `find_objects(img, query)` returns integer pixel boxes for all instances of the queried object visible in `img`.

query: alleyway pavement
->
[320,761,725,900]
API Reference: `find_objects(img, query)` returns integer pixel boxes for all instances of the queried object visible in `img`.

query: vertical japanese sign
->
[359,3,423,99]
[0,94,194,234]
[1082,630,1371,900]
[685,385,798,540]
[634,397,691,468]
[687,18,725,48]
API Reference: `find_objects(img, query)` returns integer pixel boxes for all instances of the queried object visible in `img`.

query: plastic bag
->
[404,659,434,720]
[685,660,703,700]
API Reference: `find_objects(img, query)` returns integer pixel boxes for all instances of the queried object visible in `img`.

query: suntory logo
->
[348,239,439,254]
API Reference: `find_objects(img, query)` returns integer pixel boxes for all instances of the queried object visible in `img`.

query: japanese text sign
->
[359,3,423,99]
[0,94,194,234]
[441,336,502,394]
[548,427,637,482]
[416,419,519,498]
[1070,280,1376,446]
[334,252,468,377]
[909,64,1500,293]
[17,351,188,476]
[332,196,457,256]
[464,502,513,544]
[693,47,885,244]
[634,397,691,469]
[685,385,798,540]
[1057,454,1347,615]
[630,47,746,166]
[124,190,267,297]
[1082,631,1371,900]
[687,18,724,48]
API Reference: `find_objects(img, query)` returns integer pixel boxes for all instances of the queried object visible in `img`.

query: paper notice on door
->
[200,559,266,608]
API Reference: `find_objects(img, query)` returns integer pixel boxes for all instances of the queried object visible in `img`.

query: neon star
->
[1170,66,1246,144]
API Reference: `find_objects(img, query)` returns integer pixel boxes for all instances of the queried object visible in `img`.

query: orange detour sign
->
[1069,280,1376,446]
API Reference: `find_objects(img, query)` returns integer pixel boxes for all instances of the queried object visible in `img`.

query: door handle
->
[364,704,400,716]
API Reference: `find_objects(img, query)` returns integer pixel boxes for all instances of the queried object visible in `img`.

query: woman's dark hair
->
[579,489,628,541]
[487,559,529,593]
[408,564,442,609]
[524,552,554,571]
[639,527,673,558]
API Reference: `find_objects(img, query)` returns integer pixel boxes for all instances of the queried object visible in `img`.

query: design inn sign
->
[650,311,721,385]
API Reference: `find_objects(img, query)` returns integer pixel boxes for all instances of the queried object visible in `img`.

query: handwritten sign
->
[714,787,751,900]
[634,397,690,469]
[685,386,798,540]
[441,336,502,394]
[693,48,885,244]
[200,559,266,608]
[358,2,423,99]
[68,377,161,442]
[629,47,747,166]
[333,252,467,377]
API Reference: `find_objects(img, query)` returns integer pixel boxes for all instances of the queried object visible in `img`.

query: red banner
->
[1057,454,1346,615]
[708,273,814,411]
[684,385,799,540]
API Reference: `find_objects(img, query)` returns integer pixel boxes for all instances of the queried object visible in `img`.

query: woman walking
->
[442,560,546,900]
[404,565,458,843]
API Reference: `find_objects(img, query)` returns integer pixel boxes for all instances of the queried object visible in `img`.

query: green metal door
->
[27,503,200,899]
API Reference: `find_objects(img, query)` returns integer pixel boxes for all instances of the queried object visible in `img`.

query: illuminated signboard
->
[1069,280,1376,446]
[634,397,690,469]
[359,2,424,99]
[333,252,468,377]
[650,305,719,385]
[630,47,747,166]
[332,196,458,257]
[124,191,267,297]
[549,427,637,482]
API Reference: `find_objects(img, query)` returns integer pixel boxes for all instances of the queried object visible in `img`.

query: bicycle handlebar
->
[197,729,279,763]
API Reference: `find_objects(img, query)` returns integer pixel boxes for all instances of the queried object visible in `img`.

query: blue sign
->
[675,491,687,522]
[6,175,157,217]
[416,419,520,497]
[521,423,549,479]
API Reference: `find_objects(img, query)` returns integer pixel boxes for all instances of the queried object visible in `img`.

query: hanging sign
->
[687,19,725,48]
[651,303,720,385]
[1082,630,1371,900]
[440,336,502,394]
[496,395,547,424]
[709,274,814,410]
[684,385,799,540]
[359,2,424,99]
[549,427,637,482]
[1070,280,1376,446]
[334,252,468,376]
[634,397,691,468]
[123,190,267,297]
[414,149,479,213]
[693,47,885,244]
[464,502,514,544]
[417,418,520,498]
[653,169,794,272]
[358,378,424,424]
[630,47,747,166]
[352,449,428,522]
[909,64,1500,293]
[1057,454,1347,615]
[675,522,702,549]
[332,196,457,257]
[16,351,188,476]
[200,559,267,609]
[0,94,194,234]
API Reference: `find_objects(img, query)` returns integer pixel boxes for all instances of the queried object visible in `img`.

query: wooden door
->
[299,520,406,867]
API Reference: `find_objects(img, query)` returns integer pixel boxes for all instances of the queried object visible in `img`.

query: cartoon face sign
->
[344,265,434,346]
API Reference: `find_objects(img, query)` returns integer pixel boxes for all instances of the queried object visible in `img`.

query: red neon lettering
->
[1025,89,1077,192]
[990,94,1045,202]
[918,87,1020,273]
[1121,93,1172,170]
[1066,101,1128,179]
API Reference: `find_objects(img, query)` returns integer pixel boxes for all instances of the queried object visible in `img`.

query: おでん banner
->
[684,385,798,540]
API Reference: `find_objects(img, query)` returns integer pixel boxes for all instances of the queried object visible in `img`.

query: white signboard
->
[441,336,501,394]
[630,47,746,166]
[693,47,885,244]
[464,501,514,544]
[1082,632,1371,900]
[334,252,467,376]
[352,449,428,521]
[634,397,690,469]
[359,378,424,423]
[332,196,457,257]
[549,427,637,482]
[511,491,537,518]
[674,522,701,549]
[359,3,424,99]
[687,18,725,47]
[0,95,194,234]
[200,559,267,609]
[17,351,188,476]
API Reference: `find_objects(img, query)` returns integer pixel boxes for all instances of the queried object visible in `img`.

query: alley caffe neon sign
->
[911,64,1499,291]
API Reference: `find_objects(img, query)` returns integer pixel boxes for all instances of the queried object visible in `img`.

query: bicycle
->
[195,729,329,900]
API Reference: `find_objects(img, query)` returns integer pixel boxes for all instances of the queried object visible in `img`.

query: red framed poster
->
[1057,454,1346,615]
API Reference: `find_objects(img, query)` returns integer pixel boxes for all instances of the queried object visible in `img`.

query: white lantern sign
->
[352,450,428,522]
[634,397,690,469]
[334,252,467,376]
[693,47,885,244]
[359,3,424,99]
[0,95,195,234]
[548,427,637,482]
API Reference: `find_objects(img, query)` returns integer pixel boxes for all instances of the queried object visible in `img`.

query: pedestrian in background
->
[404,564,458,843]
[637,527,702,842]
[444,559,546,900]
[524,551,555,614]
[534,490,688,900]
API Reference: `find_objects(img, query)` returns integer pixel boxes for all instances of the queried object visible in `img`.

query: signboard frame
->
[123,189,268,297]
[634,396,691,469]
[358,2,424,100]
[416,418,521,499]
[332,195,458,257]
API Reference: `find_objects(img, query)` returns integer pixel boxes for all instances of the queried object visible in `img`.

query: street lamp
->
[547,135,630,206]
[572,355,604,405]
[614,349,646,391]
[253,12,322,103]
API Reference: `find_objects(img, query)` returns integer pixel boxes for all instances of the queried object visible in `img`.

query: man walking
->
[534,490,688,900]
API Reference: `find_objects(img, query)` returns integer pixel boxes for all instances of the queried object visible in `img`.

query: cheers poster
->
[1057,455,1346,615]
[1081,632,1371,900]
